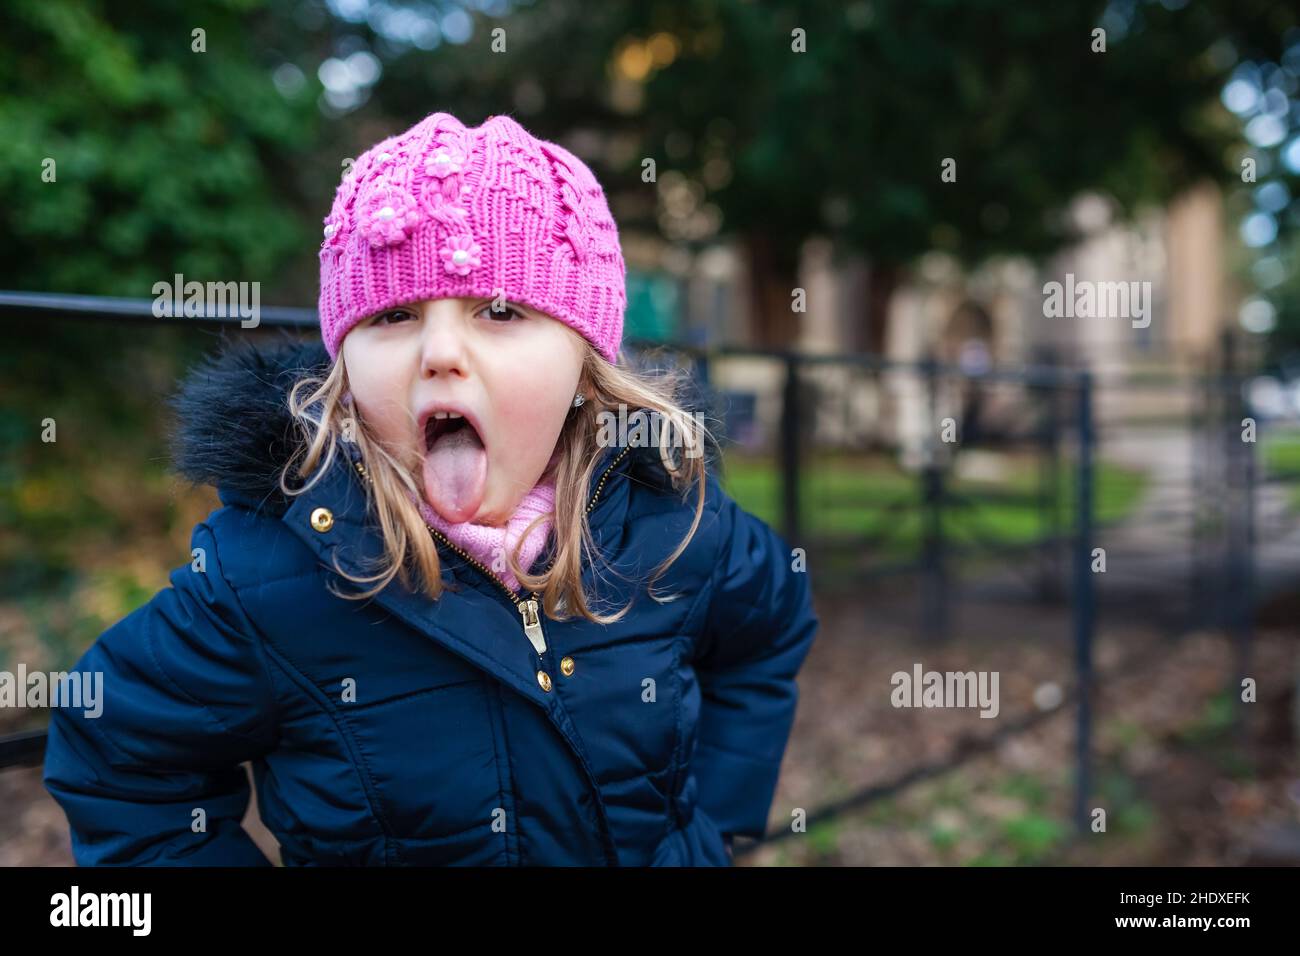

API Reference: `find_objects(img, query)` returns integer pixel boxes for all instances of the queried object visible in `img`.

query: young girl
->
[42,111,819,866]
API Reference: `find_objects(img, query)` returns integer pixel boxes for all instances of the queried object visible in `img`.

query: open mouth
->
[424,414,480,450]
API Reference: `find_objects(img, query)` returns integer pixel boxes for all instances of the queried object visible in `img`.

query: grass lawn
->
[1262,427,1300,512]
[720,449,1148,559]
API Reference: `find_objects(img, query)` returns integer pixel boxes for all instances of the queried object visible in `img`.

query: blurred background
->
[2,0,1300,866]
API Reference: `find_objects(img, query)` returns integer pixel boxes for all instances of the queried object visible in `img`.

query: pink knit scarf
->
[416,478,557,594]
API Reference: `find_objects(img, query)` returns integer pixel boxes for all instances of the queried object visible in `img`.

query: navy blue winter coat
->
[42,338,818,866]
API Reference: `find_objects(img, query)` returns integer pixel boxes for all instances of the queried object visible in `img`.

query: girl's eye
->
[478,303,524,323]
[371,309,414,326]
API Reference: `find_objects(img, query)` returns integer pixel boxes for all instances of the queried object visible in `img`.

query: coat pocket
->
[343,678,502,841]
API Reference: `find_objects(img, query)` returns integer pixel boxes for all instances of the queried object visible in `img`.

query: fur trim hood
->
[165,332,724,516]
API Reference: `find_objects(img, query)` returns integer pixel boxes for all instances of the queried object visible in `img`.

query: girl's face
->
[341,296,586,526]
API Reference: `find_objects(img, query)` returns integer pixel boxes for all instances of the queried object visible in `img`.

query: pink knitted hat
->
[318,111,626,363]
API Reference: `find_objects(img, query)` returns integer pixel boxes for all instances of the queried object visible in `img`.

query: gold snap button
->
[310,507,335,533]
[560,656,575,676]
[537,670,552,692]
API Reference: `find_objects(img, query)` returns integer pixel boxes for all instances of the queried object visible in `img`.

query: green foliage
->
[1114,799,1158,835]
[965,850,1013,866]
[804,817,841,857]
[3,0,1292,314]
[1001,812,1067,859]
[999,772,1051,810]
[1105,718,1147,751]
[927,819,962,852]
[0,0,322,296]
[0,319,209,603]
[585,0,1270,267]
[1097,769,1157,835]
[1177,688,1238,745]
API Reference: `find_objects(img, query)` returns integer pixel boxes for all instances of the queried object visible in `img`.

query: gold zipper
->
[351,446,632,657]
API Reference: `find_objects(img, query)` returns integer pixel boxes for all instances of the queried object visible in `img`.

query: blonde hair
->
[280,343,716,626]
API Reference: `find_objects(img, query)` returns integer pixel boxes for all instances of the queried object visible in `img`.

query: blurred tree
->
[2,0,1297,355]
[584,0,1294,350]
[366,0,1296,352]
[0,0,326,299]
[1256,232,1300,365]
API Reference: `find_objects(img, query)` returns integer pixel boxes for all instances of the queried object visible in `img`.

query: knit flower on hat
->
[320,215,346,250]
[357,179,421,249]
[424,144,467,179]
[359,144,403,184]
[440,234,482,276]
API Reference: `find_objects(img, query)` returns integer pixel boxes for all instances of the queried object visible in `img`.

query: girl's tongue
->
[422,421,487,524]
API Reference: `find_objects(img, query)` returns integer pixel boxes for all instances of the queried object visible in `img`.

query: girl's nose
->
[419,301,470,380]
